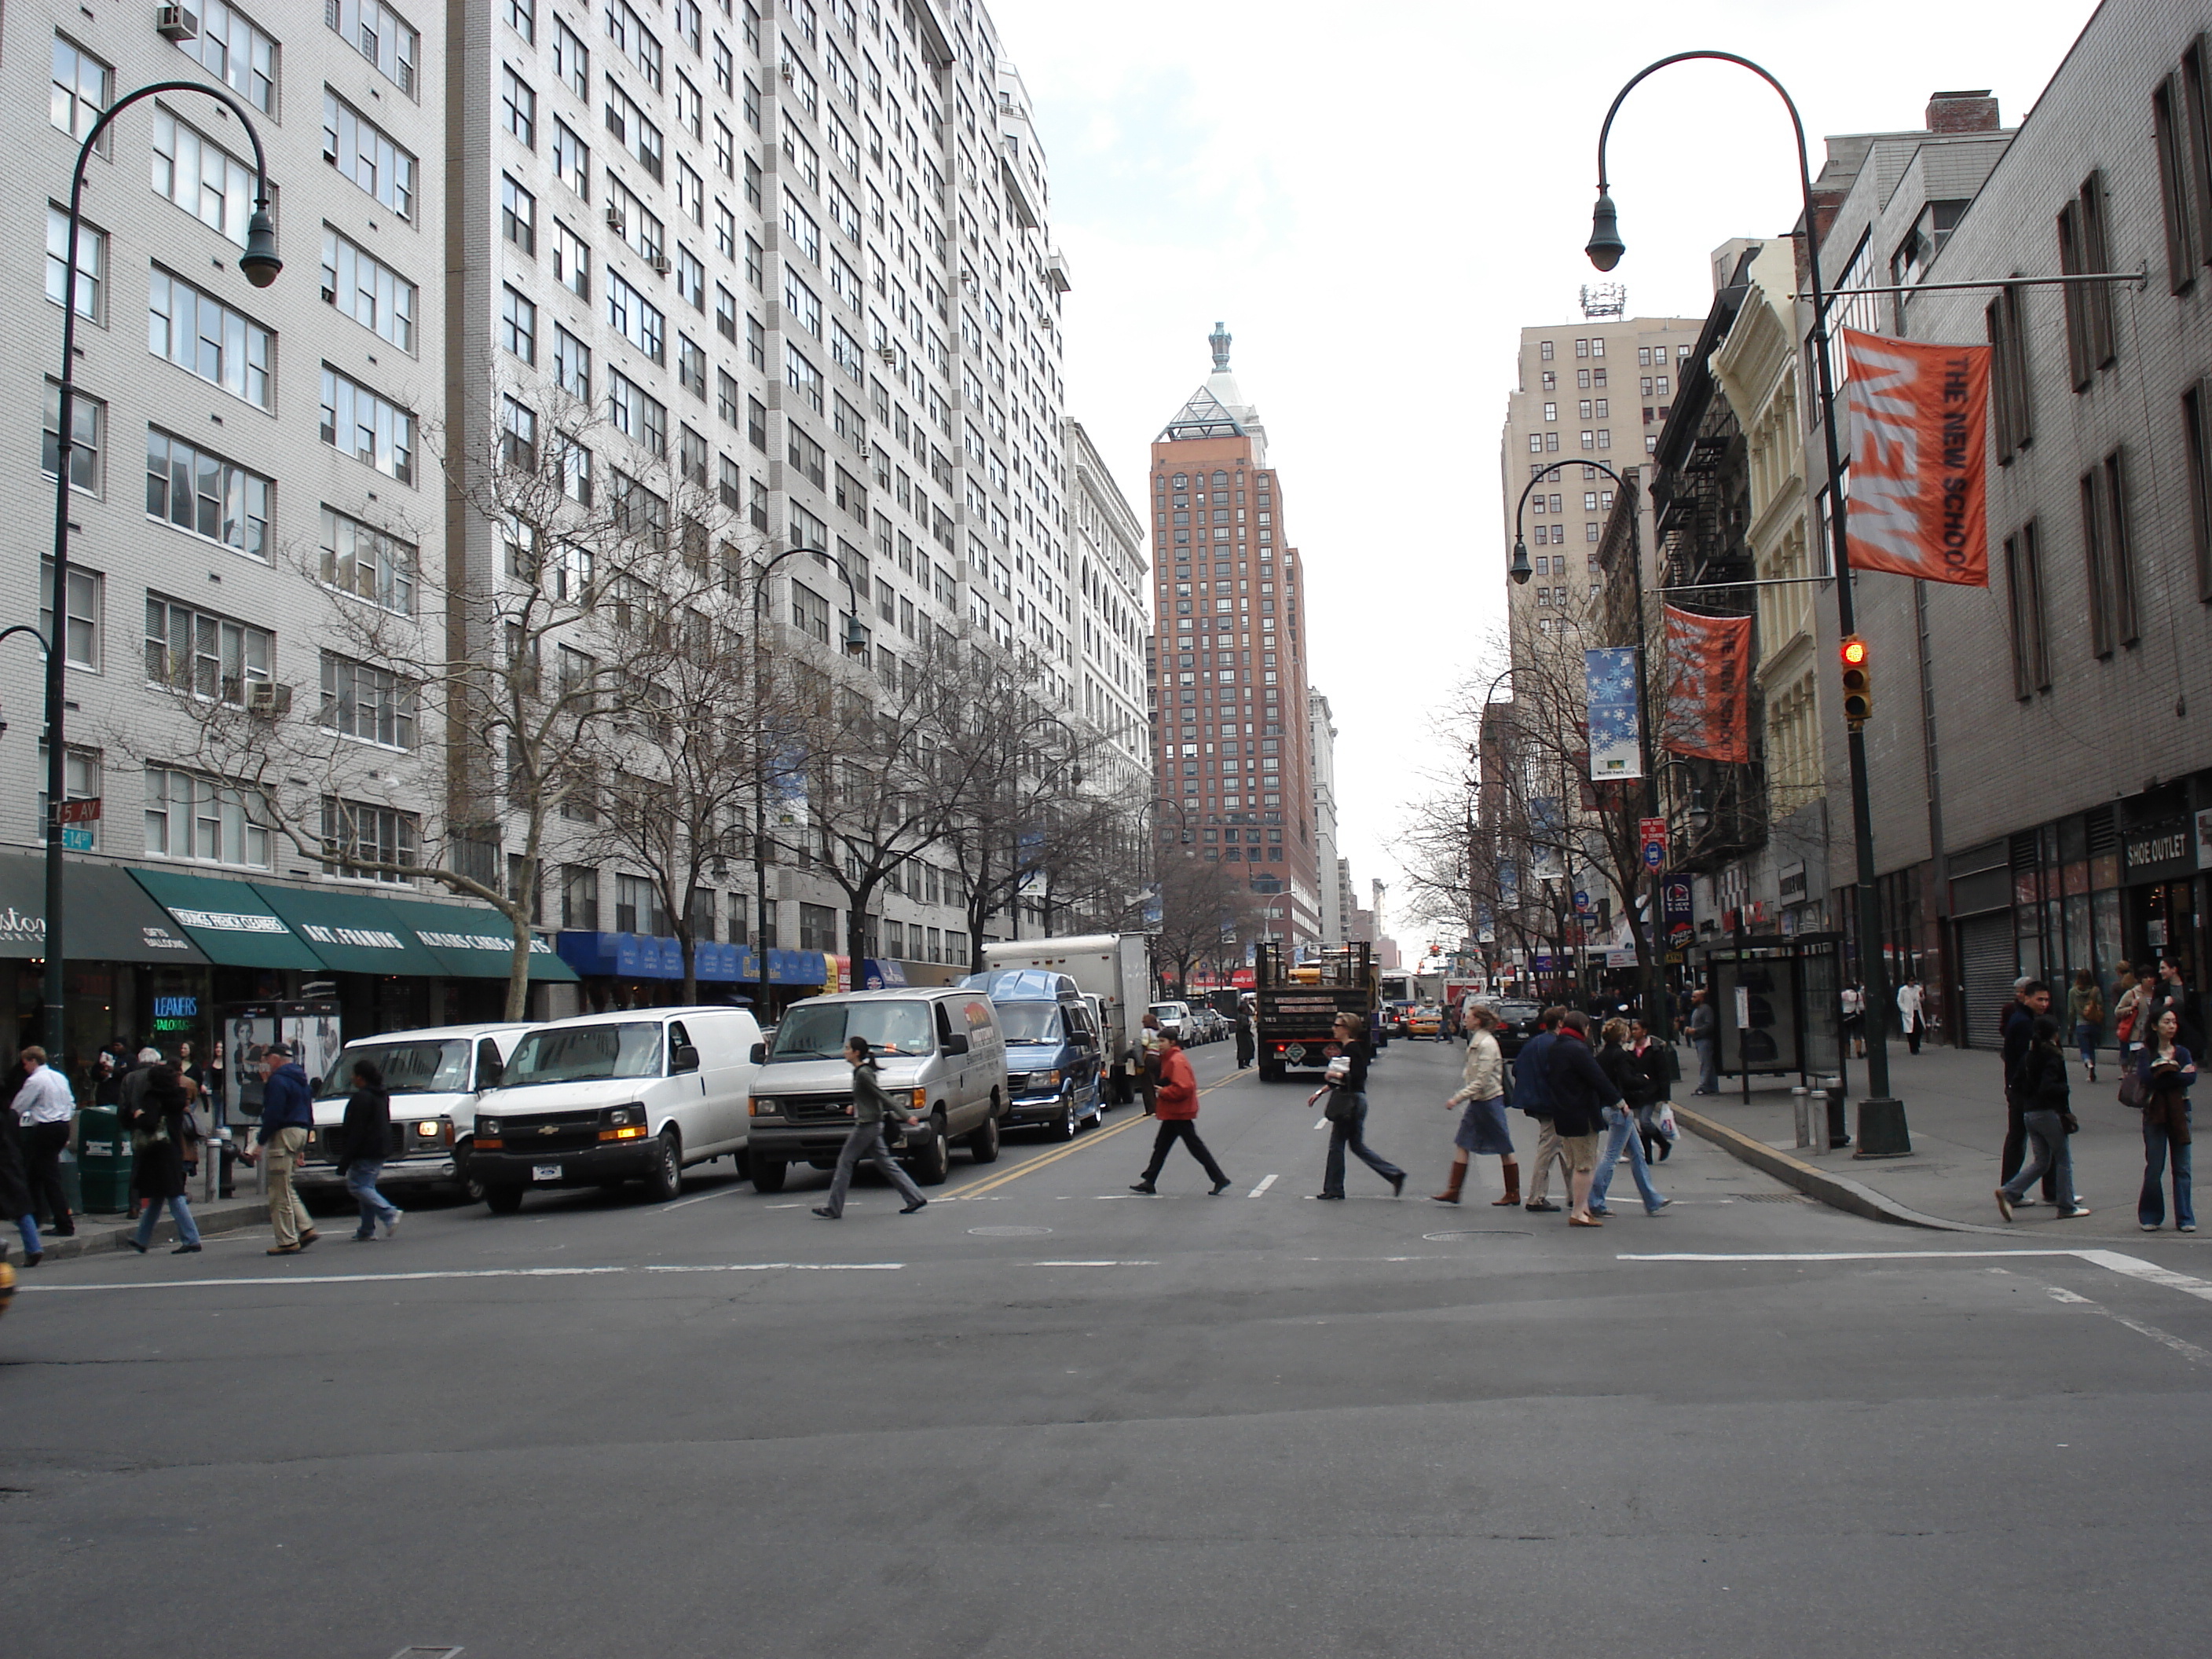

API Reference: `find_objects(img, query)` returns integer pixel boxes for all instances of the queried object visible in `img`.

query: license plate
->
[533,1164,562,1181]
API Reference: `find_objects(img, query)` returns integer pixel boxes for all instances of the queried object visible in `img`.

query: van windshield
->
[328,1038,471,1098]
[995,1002,1064,1046]
[771,1001,934,1058]
[503,1023,664,1084]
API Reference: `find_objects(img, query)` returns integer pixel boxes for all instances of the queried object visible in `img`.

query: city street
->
[6,1036,2212,1657]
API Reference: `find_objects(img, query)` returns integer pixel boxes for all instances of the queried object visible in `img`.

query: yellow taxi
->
[1407,1004,1443,1039]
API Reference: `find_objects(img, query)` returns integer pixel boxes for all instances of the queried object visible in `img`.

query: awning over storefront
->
[128,867,323,969]
[246,882,447,976]
[0,852,208,965]
[379,896,578,981]
[859,958,909,988]
[555,933,826,987]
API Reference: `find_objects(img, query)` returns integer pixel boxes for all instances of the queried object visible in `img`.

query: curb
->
[17,1199,270,1265]
[1672,1104,1974,1232]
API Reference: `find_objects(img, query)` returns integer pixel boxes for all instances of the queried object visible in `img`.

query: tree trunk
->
[505,910,533,1023]
[678,928,698,1004]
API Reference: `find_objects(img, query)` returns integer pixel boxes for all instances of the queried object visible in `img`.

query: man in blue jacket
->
[1514,1009,1568,1214]
[245,1043,318,1254]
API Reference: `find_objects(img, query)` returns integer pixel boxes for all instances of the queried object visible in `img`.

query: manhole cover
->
[1423,1229,1535,1240]
[969,1225,1053,1236]
[1733,1192,1817,1203]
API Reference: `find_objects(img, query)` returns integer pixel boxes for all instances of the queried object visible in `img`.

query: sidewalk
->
[1671,1040,2202,1246]
[9,1193,271,1265]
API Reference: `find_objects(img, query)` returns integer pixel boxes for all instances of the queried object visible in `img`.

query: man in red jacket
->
[1130,1030,1231,1195]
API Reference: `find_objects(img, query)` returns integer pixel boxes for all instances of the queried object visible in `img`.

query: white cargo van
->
[471,1006,760,1211]
[980,934,1151,1103]
[296,1023,537,1203]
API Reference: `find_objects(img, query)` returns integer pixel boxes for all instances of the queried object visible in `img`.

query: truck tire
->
[484,1185,525,1214]
[644,1130,683,1202]
[965,1112,1001,1163]
[749,1158,788,1193]
[911,1118,951,1185]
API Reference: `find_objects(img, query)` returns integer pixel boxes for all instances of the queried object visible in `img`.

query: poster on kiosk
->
[223,1005,345,1129]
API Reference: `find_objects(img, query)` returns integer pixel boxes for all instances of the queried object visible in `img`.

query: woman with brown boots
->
[1434,1003,1519,1206]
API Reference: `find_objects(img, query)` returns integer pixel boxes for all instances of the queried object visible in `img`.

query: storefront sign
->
[2125,816,2196,881]
[1663,879,1694,946]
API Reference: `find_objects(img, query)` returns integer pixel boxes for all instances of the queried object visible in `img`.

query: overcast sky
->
[991,0,2095,945]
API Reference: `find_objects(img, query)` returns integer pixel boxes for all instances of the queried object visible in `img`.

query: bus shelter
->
[1693,932,1845,1090]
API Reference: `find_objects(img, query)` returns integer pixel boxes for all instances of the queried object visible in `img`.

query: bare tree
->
[1149,844,1253,998]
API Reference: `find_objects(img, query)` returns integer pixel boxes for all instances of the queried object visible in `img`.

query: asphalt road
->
[7,1034,2212,1658]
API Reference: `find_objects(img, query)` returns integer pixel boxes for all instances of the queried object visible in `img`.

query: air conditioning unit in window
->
[877,345,898,363]
[604,207,625,233]
[156,5,199,42]
[779,60,796,83]
[650,254,673,274]
[247,683,292,719]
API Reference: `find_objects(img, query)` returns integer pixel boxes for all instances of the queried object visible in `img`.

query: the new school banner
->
[1840,328,1990,587]
[1662,606,1752,764]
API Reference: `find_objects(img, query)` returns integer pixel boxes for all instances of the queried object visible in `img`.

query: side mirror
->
[942,1032,969,1056]
[478,1059,504,1089]
[749,1042,767,1065]
[671,1043,701,1074]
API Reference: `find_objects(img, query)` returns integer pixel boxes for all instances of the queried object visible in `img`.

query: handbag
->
[2117,1007,2137,1043]
[2060,1111,2081,1135]
[2117,1068,2146,1109]
[1322,1086,1358,1125]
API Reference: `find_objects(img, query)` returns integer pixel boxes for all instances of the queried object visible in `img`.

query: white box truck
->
[979,934,1151,1104]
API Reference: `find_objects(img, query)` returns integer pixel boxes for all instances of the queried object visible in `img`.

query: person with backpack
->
[2067,969,2104,1083]
[1994,1017,2089,1221]
[125,1064,203,1254]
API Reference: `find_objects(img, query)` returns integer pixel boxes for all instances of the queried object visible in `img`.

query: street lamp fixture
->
[1509,536,1533,585]
[1586,47,1907,1153]
[240,205,284,287]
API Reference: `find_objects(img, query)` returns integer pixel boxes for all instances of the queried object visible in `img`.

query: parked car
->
[298,1023,537,1204]
[960,968,1104,1139]
[1148,1001,1194,1042]
[745,988,1008,1189]
[1189,1006,1223,1044]
[1491,999,1545,1059]
[471,1006,763,1212]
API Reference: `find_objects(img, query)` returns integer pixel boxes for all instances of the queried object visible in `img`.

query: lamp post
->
[1584,51,1904,1151]
[749,546,865,1015]
[42,82,279,1064]
[1006,711,1080,942]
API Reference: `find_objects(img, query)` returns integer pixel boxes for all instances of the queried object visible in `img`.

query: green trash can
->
[75,1108,134,1215]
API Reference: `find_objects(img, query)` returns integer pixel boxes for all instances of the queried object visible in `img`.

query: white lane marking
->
[654,1185,746,1213]
[2044,1282,2212,1364]
[19,1262,903,1293]
[1248,1174,1279,1198]
[1031,1260,1158,1267]
[2074,1248,2212,1305]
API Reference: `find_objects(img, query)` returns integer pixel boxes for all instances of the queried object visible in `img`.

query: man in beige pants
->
[242,1043,318,1254]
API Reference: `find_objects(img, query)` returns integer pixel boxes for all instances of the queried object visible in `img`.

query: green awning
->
[129,867,325,969]
[0,852,209,965]
[379,896,579,981]
[247,882,446,976]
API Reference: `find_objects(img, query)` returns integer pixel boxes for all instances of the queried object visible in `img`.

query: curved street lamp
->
[43,81,280,1060]
[1585,49,1902,1139]
[748,544,866,1015]
[1511,456,1634,585]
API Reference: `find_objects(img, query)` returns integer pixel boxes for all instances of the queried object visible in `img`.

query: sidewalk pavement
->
[1670,1039,2203,1247]
[7,1193,272,1266]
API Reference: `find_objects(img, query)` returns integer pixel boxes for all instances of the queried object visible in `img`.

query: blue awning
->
[859,958,909,988]
[554,935,826,986]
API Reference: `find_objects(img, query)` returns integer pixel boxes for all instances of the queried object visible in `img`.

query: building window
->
[555,14,588,93]
[323,229,417,352]
[2185,383,2212,602]
[148,269,273,409]
[145,429,271,556]
[321,652,417,749]
[173,2,276,111]
[2080,450,2137,655]
[42,381,101,495]
[1986,283,2032,464]
[606,272,665,362]
[320,368,415,484]
[2058,172,2118,390]
[562,864,601,930]
[46,207,104,321]
[145,767,270,868]
[608,372,668,456]
[2002,520,2049,698]
[2154,67,2205,291]
[507,0,536,44]
[798,902,836,950]
[501,67,536,147]
[323,92,417,220]
[51,35,110,144]
[42,561,101,671]
[321,797,419,883]
[320,505,416,614]
[331,0,419,97]
[501,284,537,363]
[145,595,269,703]
[555,326,591,401]
[615,873,668,936]
[552,119,590,199]
[1580,430,1595,451]
[554,220,589,298]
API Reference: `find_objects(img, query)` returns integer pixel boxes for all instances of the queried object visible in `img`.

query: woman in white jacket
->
[1432,1005,1518,1206]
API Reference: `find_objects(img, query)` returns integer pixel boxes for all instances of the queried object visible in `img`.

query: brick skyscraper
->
[1146,325,1321,947]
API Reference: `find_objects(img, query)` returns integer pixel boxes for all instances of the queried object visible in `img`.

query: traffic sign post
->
[1639,815,1666,870]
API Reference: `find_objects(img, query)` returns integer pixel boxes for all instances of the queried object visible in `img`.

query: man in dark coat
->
[813,1037,928,1219]
[2001,980,2057,1205]
[1233,1003,1254,1070]
[1514,1011,1567,1214]
[1544,1011,1624,1226]
[244,1043,319,1254]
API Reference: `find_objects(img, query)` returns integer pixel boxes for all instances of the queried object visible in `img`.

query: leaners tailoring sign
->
[1840,328,1990,588]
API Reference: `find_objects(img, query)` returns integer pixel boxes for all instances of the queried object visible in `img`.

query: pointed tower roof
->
[1159,321,1262,442]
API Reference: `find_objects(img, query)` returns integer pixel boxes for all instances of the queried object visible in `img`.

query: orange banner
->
[1662,606,1752,764]
[1840,328,1990,587]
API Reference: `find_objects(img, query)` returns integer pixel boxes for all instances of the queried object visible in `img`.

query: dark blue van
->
[958,968,1103,1139]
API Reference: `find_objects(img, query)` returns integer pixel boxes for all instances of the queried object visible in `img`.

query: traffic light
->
[1840,635,1872,727]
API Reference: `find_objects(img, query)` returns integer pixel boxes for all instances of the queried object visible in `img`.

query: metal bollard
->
[1791,1087,1819,1148]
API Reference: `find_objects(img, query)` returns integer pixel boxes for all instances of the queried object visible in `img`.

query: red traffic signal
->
[1840,635,1872,726]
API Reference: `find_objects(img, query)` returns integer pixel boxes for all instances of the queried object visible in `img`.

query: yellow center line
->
[956,1068,1253,1197]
